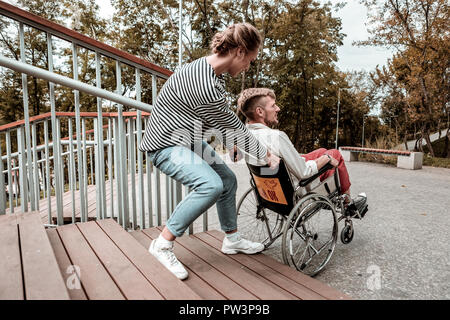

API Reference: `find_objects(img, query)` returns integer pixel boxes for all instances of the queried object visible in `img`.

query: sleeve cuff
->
[306,160,318,175]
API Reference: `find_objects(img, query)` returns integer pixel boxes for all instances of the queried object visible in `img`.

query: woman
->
[140,23,279,280]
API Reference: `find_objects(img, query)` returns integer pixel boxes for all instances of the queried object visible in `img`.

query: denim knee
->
[222,170,237,194]
[200,177,224,200]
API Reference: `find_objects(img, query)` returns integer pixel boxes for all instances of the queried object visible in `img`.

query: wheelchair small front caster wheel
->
[341,223,354,244]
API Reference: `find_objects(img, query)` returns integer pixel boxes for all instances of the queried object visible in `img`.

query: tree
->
[358,0,450,157]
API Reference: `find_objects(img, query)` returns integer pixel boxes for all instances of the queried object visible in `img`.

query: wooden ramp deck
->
[0,212,350,300]
[0,212,70,300]
[130,227,350,300]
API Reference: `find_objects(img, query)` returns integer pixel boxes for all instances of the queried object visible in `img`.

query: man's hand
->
[266,150,280,169]
[327,155,339,167]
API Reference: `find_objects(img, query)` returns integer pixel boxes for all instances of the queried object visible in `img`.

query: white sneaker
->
[221,236,265,255]
[148,238,188,280]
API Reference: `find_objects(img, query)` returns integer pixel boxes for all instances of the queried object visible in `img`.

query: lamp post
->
[335,88,340,149]
[362,114,379,147]
[179,0,183,67]
[362,115,366,147]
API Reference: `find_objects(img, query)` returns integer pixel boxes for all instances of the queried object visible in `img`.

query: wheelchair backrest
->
[246,160,295,216]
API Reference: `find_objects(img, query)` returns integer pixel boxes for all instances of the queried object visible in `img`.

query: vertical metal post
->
[203,210,208,232]
[152,75,161,226]
[17,127,27,212]
[113,117,123,225]
[94,118,101,220]
[39,155,45,200]
[135,69,146,229]
[116,60,129,228]
[56,117,64,204]
[128,118,137,229]
[89,133,94,185]
[31,123,39,210]
[72,42,86,223]
[68,118,76,223]
[107,117,114,219]
[44,119,51,224]
[166,174,172,220]
[95,51,107,220]
[44,33,63,224]
[19,22,35,211]
[0,136,5,215]
[82,118,88,217]
[6,131,13,214]
[145,151,153,227]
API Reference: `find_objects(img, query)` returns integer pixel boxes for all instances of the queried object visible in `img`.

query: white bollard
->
[340,148,358,162]
[397,152,423,170]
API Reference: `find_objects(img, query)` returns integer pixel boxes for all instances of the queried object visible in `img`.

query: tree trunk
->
[417,134,424,153]
[423,128,435,157]
[446,128,450,158]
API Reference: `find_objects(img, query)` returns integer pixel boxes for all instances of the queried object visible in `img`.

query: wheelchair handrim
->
[236,187,284,247]
[281,194,338,277]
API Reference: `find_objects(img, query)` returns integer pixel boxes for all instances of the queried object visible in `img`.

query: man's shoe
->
[221,236,264,255]
[345,193,368,219]
[149,239,188,280]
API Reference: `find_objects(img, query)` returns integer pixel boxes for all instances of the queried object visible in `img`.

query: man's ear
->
[255,106,264,117]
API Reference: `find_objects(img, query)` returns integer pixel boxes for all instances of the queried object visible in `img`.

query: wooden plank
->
[154,227,296,300]
[96,219,200,300]
[132,230,226,301]
[143,228,254,300]
[207,229,351,300]
[46,228,87,300]
[194,231,324,300]
[17,212,70,300]
[57,223,124,300]
[76,221,164,300]
[0,214,23,299]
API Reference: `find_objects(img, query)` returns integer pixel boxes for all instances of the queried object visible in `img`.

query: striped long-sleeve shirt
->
[139,56,267,161]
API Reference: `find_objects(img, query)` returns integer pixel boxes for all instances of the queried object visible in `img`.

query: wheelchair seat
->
[246,160,295,216]
[246,159,336,216]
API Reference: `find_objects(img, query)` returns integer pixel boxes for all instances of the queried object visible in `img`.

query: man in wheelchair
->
[233,87,369,276]
[237,87,367,218]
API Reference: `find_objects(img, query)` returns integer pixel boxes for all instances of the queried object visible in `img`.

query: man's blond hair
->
[237,88,276,121]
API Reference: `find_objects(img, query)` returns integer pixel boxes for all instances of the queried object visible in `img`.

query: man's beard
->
[265,117,278,127]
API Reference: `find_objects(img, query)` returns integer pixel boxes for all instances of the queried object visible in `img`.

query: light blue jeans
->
[148,141,237,237]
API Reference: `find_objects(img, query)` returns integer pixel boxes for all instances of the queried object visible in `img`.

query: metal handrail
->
[0,0,172,78]
[0,2,196,233]
[0,55,153,112]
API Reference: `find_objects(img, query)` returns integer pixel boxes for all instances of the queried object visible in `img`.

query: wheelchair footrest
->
[345,194,368,219]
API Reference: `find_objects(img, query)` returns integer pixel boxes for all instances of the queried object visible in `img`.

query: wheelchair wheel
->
[236,187,284,248]
[281,193,338,277]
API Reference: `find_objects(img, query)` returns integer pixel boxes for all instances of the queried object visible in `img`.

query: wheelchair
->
[236,159,368,277]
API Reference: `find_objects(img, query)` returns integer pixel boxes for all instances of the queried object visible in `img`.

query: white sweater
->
[246,123,318,185]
